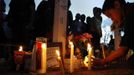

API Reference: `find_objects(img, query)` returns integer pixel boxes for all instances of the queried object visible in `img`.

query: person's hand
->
[92,57,106,66]
[91,57,109,69]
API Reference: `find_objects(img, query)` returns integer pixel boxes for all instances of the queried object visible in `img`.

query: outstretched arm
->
[102,46,128,64]
[93,46,128,65]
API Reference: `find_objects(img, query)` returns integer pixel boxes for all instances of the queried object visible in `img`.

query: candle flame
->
[56,50,60,57]
[69,41,73,45]
[56,50,61,60]
[19,46,23,51]
[87,43,92,51]
[69,41,74,47]
[42,43,46,49]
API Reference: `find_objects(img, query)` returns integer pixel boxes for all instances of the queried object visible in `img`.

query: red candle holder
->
[14,51,25,65]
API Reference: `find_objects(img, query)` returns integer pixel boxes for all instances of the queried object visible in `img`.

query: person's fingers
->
[91,57,103,66]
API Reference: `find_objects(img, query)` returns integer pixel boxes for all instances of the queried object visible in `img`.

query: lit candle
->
[56,50,61,60]
[14,46,25,71]
[39,43,47,74]
[56,50,65,75]
[87,43,92,70]
[19,46,23,51]
[69,41,74,73]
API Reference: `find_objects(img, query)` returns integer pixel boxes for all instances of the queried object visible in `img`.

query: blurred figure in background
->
[34,0,55,42]
[0,0,7,59]
[8,0,35,50]
[72,13,81,36]
[90,7,102,57]
[66,0,73,36]
[7,0,35,70]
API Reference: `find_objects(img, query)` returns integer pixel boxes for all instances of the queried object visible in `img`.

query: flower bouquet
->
[68,33,93,59]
